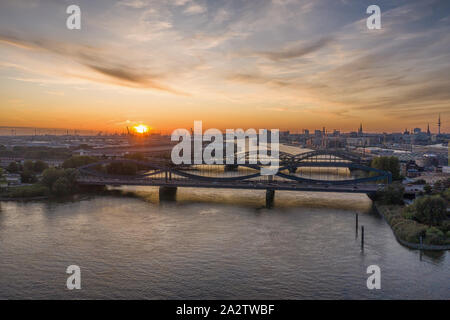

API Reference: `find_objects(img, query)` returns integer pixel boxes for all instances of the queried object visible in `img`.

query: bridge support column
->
[266,189,275,208]
[224,164,238,171]
[159,186,177,202]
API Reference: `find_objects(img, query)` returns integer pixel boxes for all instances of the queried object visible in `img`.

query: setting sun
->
[133,124,149,134]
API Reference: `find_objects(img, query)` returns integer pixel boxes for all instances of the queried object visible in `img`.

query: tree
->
[62,156,97,169]
[7,161,19,173]
[124,152,145,161]
[0,168,5,185]
[20,169,37,183]
[23,160,34,172]
[413,195,447,226]
[371,156,401,181]
[33,160,48,173]
[106,162,137,175]
[42,168,65,189]
[376,182,404,205]
[52,177,71,196]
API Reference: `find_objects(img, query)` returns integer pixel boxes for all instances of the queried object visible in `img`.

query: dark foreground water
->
[0,187,449,299]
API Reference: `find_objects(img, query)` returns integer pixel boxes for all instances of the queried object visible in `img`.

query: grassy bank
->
[374,202,450,250]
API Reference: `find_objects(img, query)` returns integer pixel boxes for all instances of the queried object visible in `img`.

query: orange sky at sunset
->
[0,0,449,134]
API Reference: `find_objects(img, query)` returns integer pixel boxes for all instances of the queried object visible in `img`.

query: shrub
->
[7,184,49,198]
[391,219,427,243]
[424,227,446,245]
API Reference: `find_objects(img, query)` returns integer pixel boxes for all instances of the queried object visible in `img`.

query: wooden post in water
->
[361,225,364,249]
[355,213,359,234]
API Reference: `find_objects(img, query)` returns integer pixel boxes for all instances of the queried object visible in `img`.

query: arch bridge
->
[76,149,391,207]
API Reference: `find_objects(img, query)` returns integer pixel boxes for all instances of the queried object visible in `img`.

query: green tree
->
[371,156,401,181]
[20,169,37,183]
[62,156,97,169]
[413,195,447,226]
[33,160,48,173]
[23,160,34,172]
[376,182,405,205]
[42,168,65,189]
[52,177,72,196]
[7,161,19,173]
[106,162,138,175]
[0,168,5,185]
[124,152,145,161]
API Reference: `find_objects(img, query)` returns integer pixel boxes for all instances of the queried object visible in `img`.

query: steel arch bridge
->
[76,150,391,195]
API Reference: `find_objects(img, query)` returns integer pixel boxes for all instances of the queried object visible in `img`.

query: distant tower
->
[427,123,430,135]
[438,114,441,135]
[358,123,363,136]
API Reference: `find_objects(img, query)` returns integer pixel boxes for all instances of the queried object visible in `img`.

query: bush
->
[413,195,447,226]
[392,220,427,243]
[7,184,49,198]
[424,227,446,245]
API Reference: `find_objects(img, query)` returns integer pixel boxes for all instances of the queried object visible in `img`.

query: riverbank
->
[374,202,450,251]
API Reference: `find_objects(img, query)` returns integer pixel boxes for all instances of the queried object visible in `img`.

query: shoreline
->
[373,202,450,251]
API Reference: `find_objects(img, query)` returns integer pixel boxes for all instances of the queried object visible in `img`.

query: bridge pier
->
[266,189,275,208]
[159,186,177,202]
[224,164,239,171]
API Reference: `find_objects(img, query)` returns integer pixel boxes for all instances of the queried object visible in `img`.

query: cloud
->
[184,3,207,15]
[256,37,335,61]
[0,31,186,94]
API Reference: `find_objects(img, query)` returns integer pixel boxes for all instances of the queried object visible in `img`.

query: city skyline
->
[1,0,450,133]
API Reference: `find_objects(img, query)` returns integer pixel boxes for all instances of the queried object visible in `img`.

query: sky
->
[0,0,449,134]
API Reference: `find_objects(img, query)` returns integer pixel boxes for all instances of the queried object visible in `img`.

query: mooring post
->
[361,225,364,249]
[355,213,359,234]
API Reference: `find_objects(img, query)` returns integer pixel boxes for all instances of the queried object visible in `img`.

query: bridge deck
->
[77,177,382,194]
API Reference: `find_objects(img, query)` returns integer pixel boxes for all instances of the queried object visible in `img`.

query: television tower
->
[437,114,441,135]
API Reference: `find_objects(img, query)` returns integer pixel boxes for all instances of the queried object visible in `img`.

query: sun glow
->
[133,124,149,134]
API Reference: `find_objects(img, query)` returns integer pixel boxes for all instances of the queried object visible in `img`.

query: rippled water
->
[0,188,449,299]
